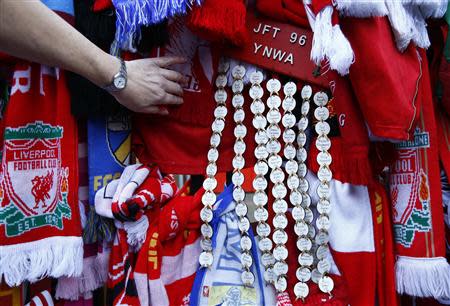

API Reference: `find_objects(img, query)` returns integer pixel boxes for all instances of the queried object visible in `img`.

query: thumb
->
[151,56,187,68]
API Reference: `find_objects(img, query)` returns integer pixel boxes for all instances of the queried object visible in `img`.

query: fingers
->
[139,106,169,115]
[151,56,187,68]
[159,68,187,84]
[161,93,183,105]
[163,79,184,96]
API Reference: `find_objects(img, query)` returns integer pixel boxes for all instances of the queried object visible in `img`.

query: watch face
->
[114,76,126,89]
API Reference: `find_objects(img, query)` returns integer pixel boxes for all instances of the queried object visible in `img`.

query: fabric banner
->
[88,113,131,205]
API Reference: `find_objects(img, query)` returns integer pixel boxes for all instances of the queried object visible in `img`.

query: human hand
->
[111,56,188,115]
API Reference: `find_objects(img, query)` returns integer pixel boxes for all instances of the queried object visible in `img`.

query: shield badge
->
[0,121,72,237]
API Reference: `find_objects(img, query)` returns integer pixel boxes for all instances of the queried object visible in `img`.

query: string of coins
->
[230,65,255,286]
[312,91,334,295]
[293,85,314,300]
[198,60,229,269]
[266,78,289,293]
[249,71,274,284]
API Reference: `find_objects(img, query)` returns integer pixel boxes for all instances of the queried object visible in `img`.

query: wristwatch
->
[103,57,127,92]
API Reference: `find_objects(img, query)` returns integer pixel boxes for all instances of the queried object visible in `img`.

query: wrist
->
[92,53,121,88]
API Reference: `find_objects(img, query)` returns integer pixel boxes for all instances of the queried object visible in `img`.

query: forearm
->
[0,0,118,86]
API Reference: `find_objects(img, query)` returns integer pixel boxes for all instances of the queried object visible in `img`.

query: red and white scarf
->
[389,52,450,299]
[0,62,82,287]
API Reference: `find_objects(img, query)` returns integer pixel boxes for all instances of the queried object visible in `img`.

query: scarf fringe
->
[55,250,111,300]
[124,215,149,250]
[335,0,388,17]
[386,1,415,52]
[311,6,354,75]
[396,256,450,299]
[112,0,201,53]
[0,236,83,287]
[419,1,448,18]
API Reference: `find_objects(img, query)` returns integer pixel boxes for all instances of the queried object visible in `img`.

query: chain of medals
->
[292,85,314,300]
[265,78,289,293]
[198,60,230,269]
[230,65,255,286]
[312,91,334,295]
[249,71,274,284]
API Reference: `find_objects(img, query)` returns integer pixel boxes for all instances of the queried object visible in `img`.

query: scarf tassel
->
[311,6,354,75]
[335,0,388,17]
[396,256,450,299]
[112,0,201,53]
[0,237,83,287]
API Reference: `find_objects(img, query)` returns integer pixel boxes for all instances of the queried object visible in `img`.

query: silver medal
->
[252,192,268,210]
[297,237,312,252]
[232,79,244,93]
[233,109,245,125]
[241,252,253,268]
[294,282,309,298]
[259,237,273,252]
[275,276,287,292]
[298,117,309,131]
[249,86,264,99]
[282,97,296,112]
[298,252,314,267]
[235,202,248,217]
[253,176,268,190]
[301,85,312,99]
[267,95,281,109]
[254,161,269,176]
[266,124,281,139]
[285,159,298,175]
[202,177,217,191]
[274,261,289,276]
[317,259,331,274]
[283,129,296,144]
[269,168,285,183]
[211,119,225,133]
[238,217,250,232]
[296,267,312,282]
[315,121,331,136]
[232,155,245,170]
[255,145,269,160]
[242,271,255,286]
[316,215,331,231]
[272,183,287,199]
[314,107,330,121]
[206,163,218,177]
[232,94,245,109]
[251,100,265,115]
[232,170,244,186]
[199,251,214,267]
[316,136,331,151]
[273,245,288,261]
[215,74,227,88]
[256,222,271,237]
[273,214,288,229]
[272,229,288,245]
[210,133,221,147]
[214,105,228,118]
[319,276,334,293]
[233,187,245,202]
[292,206,305,221]
[254,207,269,222]
[202,191,216,207]
[282,113,296,128]
[273,199,288,214]
[201,223,213,238]
[232,65,246,79]
[294,221,309,236]
[241,235,252,251]
[283,82,297,96]
[267,109,282,124]
[317,151,332,166]
[234,125,247,139]
[249,71,264,84]
[200,206,213,222]
[313,91,329,107]
[266,78,281,93]
[207,148,219,162]
[214,89,227,103]
[268,155,282,169]
[252,115,267,129]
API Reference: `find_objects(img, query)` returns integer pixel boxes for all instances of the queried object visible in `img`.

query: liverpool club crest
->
[391,128,432,247]
[0,121,71,237]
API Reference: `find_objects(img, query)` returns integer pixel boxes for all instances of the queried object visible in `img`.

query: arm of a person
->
[0,0,186,114]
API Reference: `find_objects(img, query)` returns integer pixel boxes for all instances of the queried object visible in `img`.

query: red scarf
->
[389,52,450,300]
[0,62,81,286]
